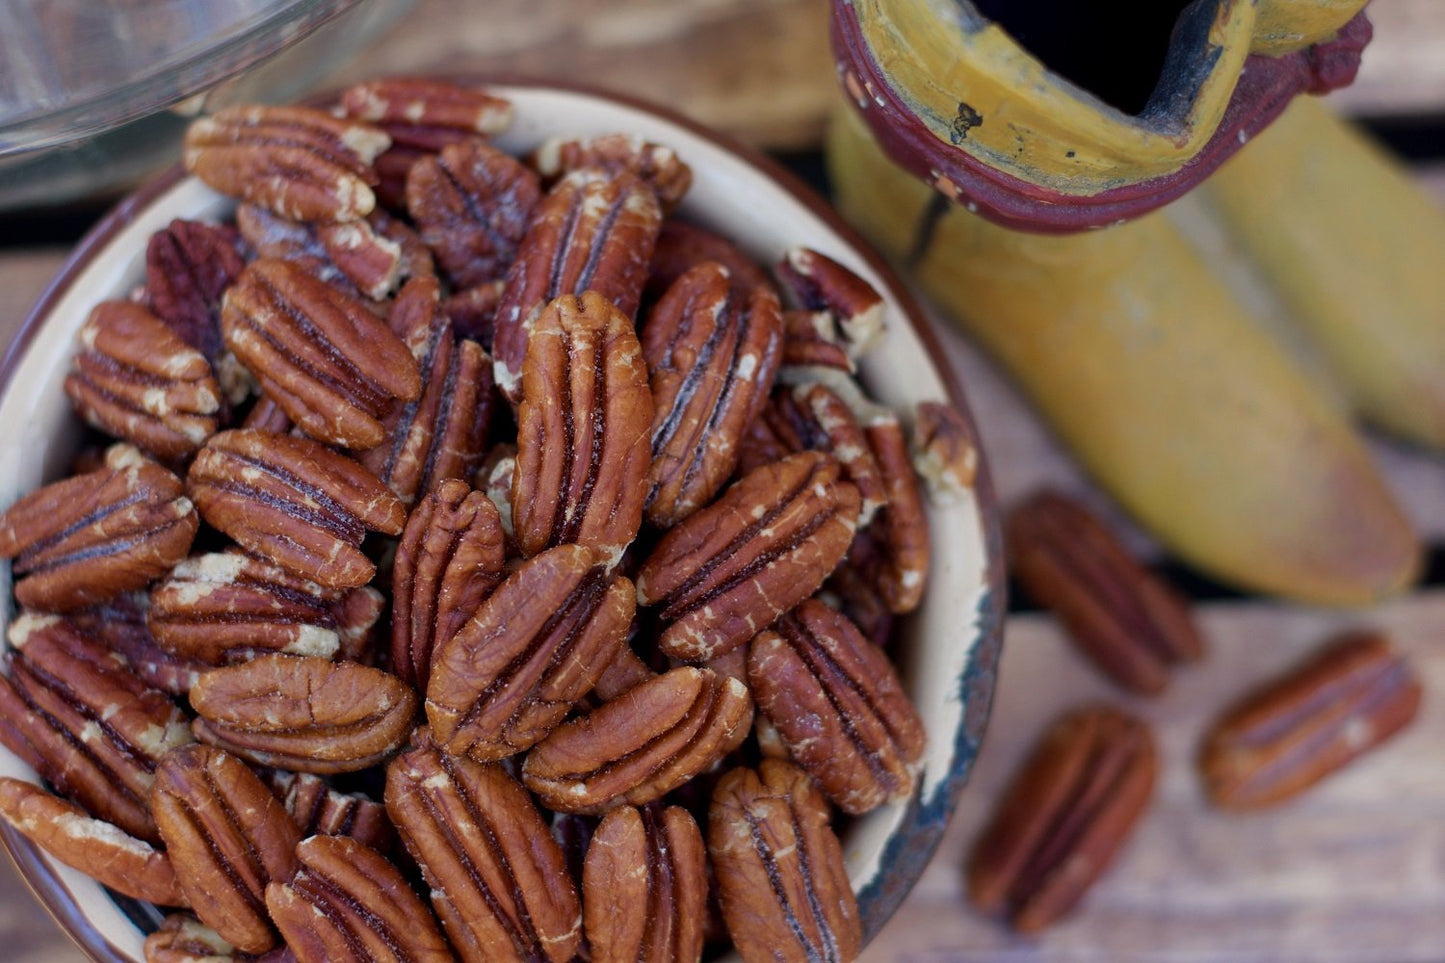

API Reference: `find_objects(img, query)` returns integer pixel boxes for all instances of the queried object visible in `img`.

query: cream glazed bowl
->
[0,79,1005,960]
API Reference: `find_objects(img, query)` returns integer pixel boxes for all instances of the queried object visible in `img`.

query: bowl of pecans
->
[0,77,1003,962]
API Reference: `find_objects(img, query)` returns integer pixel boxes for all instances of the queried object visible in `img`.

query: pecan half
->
[259,770,395,855]
[190,655,417,773]
[149,552,383,664]
[427,543,633,761]
[0,777,186,905]
[512,291,653,563]
[146,219,246,362]
[780,308,854,374]
[583,804,707,963]
[867,416,931,614]
[1200,632,1420,810]
[359,277,494,504]
[642,261,782,526]
[636,451,861,662]
[645,219,773,304]
[69,593,210,695]
[1008,491,1202,695]
[533,133,693,211]
[184,105,389,222]
[749,599,924,814]
[221,259,422,449]
[266,834,451,963]
[64,300,220,460]
[405,140,541,289]
[775,247,885,358]
[819,528,894,648]
[385,735,582,963]
[709,759,862,963]
[522,666,753,813]
[187,429,406,589]
[391,479,507,690]
[0,614,192,841]
[912,400,979,502]
[144,914,297,963]
[340,78,513,135]
[0,446,197,612]
[968,706,1155,933]
[492,170,662,400]
[151,743,300,954]
[739,383,888,526]
[235,204,419,302]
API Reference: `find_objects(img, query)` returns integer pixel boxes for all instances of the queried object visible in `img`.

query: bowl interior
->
[0,82,1002,959]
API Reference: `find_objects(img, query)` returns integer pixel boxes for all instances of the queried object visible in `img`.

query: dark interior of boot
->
[971,0,1199,116]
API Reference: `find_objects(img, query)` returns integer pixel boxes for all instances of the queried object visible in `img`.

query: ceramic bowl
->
[0,79,1004,960]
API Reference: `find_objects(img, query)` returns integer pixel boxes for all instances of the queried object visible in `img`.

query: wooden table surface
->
[3,2,1445,960]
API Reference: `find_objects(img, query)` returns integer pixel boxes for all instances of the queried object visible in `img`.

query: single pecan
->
[340,78,513,136]
[780,308,855,375]
[739,383,888,526]
[912,400,979,502]
[1200,631,1420,810]
[819,527,895,648]
[391,479,507,690]
[259,769,395,855]
[68,592,210,695]
[149,551,383,665]
[220,258,422,449]
[146,219,246,362]
[0,614,192,842]
[405,140,541,289]
[0,445,197,612]
[0,776,186,905]
[235,204,418,302]
[748,599,924,814]
[190,655,417,773]
[969,706,1155,933]
[144,913,297,963]
[642,261,783,526]
[492,170,662,400]
[151,743,300,954]
[636,451,861,662]
[267,833,452,963]
[359,277,494,504]
[1008,491,1202,695]
[709,759,862,963]
[644,219,773,304]
[187,429,406,589]
[522,666,753,813]
[867,416,931,614]
[427,543,633,761]
[583,804,707,963]
[775,247,885,359]
[64,300,221,460]
[385,735,583,963]
[184,105,389,222]
[533,133,693,211]
[512,291,653,563]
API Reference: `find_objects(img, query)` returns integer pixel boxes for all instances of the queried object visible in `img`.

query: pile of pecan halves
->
[0,79,979,963]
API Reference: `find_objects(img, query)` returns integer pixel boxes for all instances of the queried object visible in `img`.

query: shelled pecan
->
[426,543,633,761]
[1201,632,1420,809]
[1008,491,1202,694]
[386,735,583,963]
[145,219,246,362]
[583,804,707,963]
[0,777,186,906]
[748,599,924,814]
[144,913,296,963]
[533,133,693,211]
[68,593,210,695]
[235,204,423,302]
[0,614,192,841]
[969,706,1155,933]
[644,218,773,304]
[776,247,885,359]
[189,655,417,773]
[258,770,394,854]
[390,479,507,690]
[522,666,753,813]
[0,446,196,612]
[867,417,931,614]
[709,759,862,963]
[911,400,979,502]
[636,451,860,661]
[642,260,782,526]
[151,744,301,954]
[512,291,653,563]
[267,834,451,963]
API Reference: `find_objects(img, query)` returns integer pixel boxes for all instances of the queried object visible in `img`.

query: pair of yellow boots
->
[830,97,1444,605]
